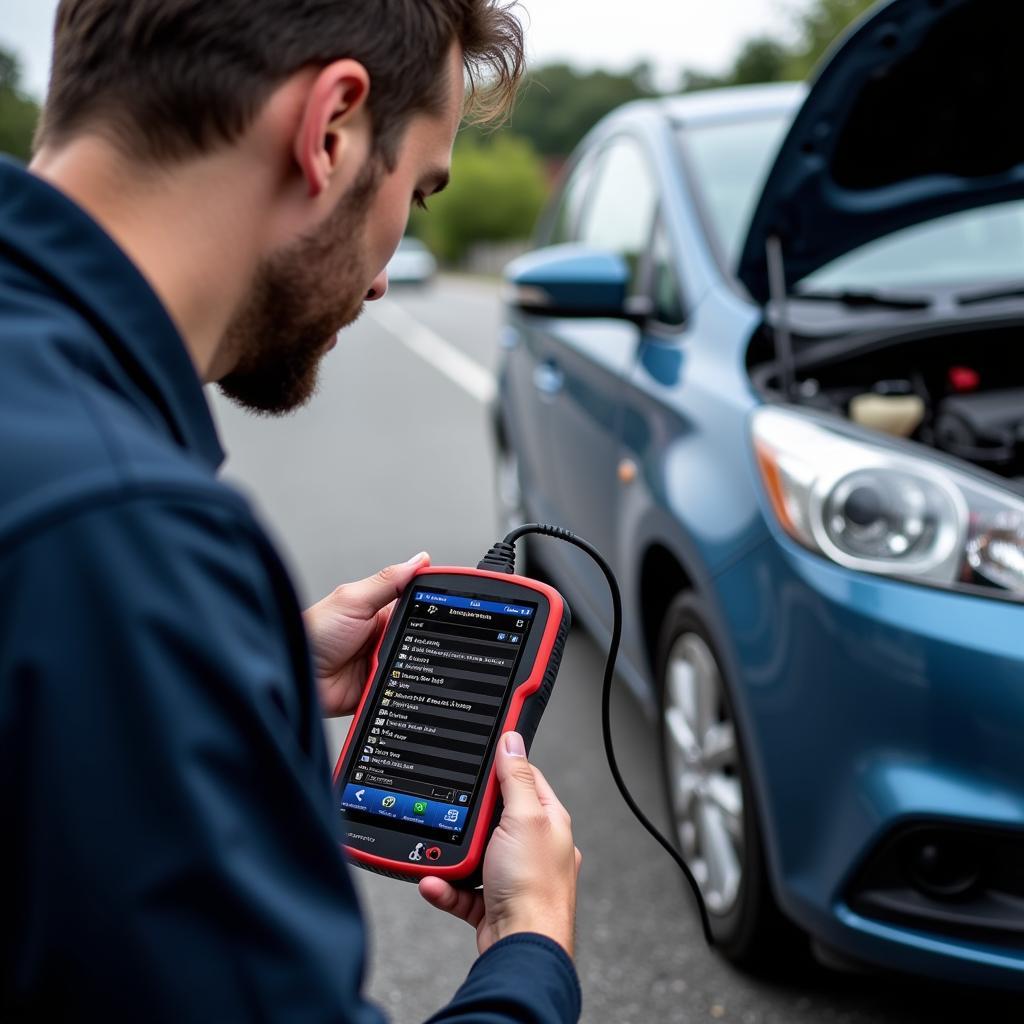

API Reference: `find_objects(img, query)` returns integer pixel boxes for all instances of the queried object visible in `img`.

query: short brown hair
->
[37,0,525,165]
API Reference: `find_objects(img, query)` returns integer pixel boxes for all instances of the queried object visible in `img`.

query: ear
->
[294,60,371,199]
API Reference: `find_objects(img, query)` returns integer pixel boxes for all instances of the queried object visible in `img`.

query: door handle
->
[533,361,564,396]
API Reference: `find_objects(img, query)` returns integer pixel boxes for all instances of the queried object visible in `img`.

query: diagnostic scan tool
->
[335,567,570,886]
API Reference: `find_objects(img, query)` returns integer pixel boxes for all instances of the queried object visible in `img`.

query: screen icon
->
[370,728,380,735]
[516,619,524,628]
[444,808,460,823]
[367,737,377,745]
[374,717,385,726]
[382,795,397,809]
[457,793,469,804]
[363,746,372,754]
[354,772,364,781]
[427,605,438,615]
[385,689,395,697]
[382,699,391,707]
[412,801,428,816]
[360,755,369,762]
[510,635,521,644]
[354,789,365,803]
[497,633,507,641]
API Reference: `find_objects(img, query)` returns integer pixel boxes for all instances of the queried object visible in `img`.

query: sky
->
[0,0,790,101]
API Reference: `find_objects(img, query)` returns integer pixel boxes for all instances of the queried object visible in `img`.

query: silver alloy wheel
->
[663,632,746,916]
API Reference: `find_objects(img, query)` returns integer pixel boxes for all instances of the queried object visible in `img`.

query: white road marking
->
[369,299,497,405]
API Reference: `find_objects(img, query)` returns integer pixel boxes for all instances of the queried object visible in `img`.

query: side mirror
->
[505,244,651,323]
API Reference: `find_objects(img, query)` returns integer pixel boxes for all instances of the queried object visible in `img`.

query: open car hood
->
[737,0,1024,304]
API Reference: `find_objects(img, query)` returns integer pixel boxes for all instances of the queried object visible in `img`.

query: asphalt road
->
[211,277,1020,1023]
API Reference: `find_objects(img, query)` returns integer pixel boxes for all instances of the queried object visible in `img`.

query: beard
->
[218,161,381,416]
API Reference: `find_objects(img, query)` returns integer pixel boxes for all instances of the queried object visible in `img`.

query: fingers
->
[419,877,485,928]
[530,763,570,821]
[495,732,545,822]
[335,553,430,617]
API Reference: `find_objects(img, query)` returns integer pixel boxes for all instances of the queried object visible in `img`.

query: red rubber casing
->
[333,566,571,886]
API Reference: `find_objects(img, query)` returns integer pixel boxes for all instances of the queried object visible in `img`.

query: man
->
[0,2,581,1021]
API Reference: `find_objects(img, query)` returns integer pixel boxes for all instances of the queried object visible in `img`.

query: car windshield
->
[681,116,791,268]
[684,117,1024,295]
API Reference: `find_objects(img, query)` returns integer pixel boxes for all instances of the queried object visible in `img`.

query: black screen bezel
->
[337,572,552,869]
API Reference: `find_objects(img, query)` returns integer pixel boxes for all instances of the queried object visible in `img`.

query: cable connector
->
[476,541,517,574]
[479,521,715,947]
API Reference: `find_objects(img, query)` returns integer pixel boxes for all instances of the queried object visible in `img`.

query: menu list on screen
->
[340,587,538,845]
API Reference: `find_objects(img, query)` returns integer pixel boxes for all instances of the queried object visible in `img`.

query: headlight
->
[752,407,1024,596]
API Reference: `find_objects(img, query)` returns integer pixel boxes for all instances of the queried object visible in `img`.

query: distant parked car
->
[387,236,437,286]
[495,0,1024,988]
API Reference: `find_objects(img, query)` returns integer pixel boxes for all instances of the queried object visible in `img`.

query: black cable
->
[479,524,715,946]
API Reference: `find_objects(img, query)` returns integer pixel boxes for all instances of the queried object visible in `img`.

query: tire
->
[656,594,806,973]
[493,437,544,579]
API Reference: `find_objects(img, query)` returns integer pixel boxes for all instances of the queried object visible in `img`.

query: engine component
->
[932,390,1024,470]
[849,393,926,438]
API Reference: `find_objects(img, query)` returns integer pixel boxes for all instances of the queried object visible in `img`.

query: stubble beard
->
[218,161,381,416]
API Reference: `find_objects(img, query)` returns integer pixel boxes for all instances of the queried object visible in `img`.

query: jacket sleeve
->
[428,935,581,1023]
[0,494,580,1024]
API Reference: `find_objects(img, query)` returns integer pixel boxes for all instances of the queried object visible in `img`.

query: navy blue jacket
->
[0,159,581,1023]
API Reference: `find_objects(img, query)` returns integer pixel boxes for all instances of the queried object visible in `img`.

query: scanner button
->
[426,846,442,862]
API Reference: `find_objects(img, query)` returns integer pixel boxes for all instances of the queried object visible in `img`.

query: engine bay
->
[750,320,1024,482]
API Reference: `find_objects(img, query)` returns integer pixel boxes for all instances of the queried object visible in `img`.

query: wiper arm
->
[791,288,932,311]
[957,283,1024,307]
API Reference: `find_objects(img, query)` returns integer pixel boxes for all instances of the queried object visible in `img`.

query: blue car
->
[495,0,1024,988]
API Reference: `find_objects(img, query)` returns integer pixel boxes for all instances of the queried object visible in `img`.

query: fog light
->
[906,838,981,899]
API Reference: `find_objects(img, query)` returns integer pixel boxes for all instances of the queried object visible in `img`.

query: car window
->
[681,116,791,266]
[650,219,686,327]
[801,200,1024,291]
[548,153,597,246]
[578,136,658,292]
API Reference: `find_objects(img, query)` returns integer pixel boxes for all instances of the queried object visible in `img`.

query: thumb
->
[340,552,430,617]
[495,732,543,820]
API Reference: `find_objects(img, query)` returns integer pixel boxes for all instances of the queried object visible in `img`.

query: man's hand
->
[304,553,430,718]
[418,732,581,957]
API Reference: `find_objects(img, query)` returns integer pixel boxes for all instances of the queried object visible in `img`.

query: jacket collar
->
[0,157,225,471]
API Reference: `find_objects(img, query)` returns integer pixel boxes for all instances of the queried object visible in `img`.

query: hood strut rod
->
[766,235,797,401]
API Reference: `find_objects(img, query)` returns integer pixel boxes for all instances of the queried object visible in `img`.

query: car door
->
[537,134,659,624]
[501,150,600,528]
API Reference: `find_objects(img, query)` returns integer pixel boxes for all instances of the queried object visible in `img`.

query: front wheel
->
[657,595,805,972]
[493,438,544,578]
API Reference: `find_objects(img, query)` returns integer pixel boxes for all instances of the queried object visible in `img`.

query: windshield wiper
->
[791,288,933,311]
[957,283,1024,307]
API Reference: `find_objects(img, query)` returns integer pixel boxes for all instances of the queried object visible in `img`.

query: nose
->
[366,269,389,302]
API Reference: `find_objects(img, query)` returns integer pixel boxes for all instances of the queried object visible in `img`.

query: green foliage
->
[732,37,792,86]
[0,48,40,161]
[504,63,656,159]
[412,135,548,264]
[680,0,880,91]
[785,0,878,79]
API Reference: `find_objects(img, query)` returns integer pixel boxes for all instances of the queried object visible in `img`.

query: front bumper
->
[713,535,1024,987]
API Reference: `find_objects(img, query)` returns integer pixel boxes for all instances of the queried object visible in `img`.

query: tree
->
[412,135,548,264]
[503,63,656,159]
[785,0,877,79]
[0,48,41,161]
[731,37,792,86]
[680,0,880,93]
